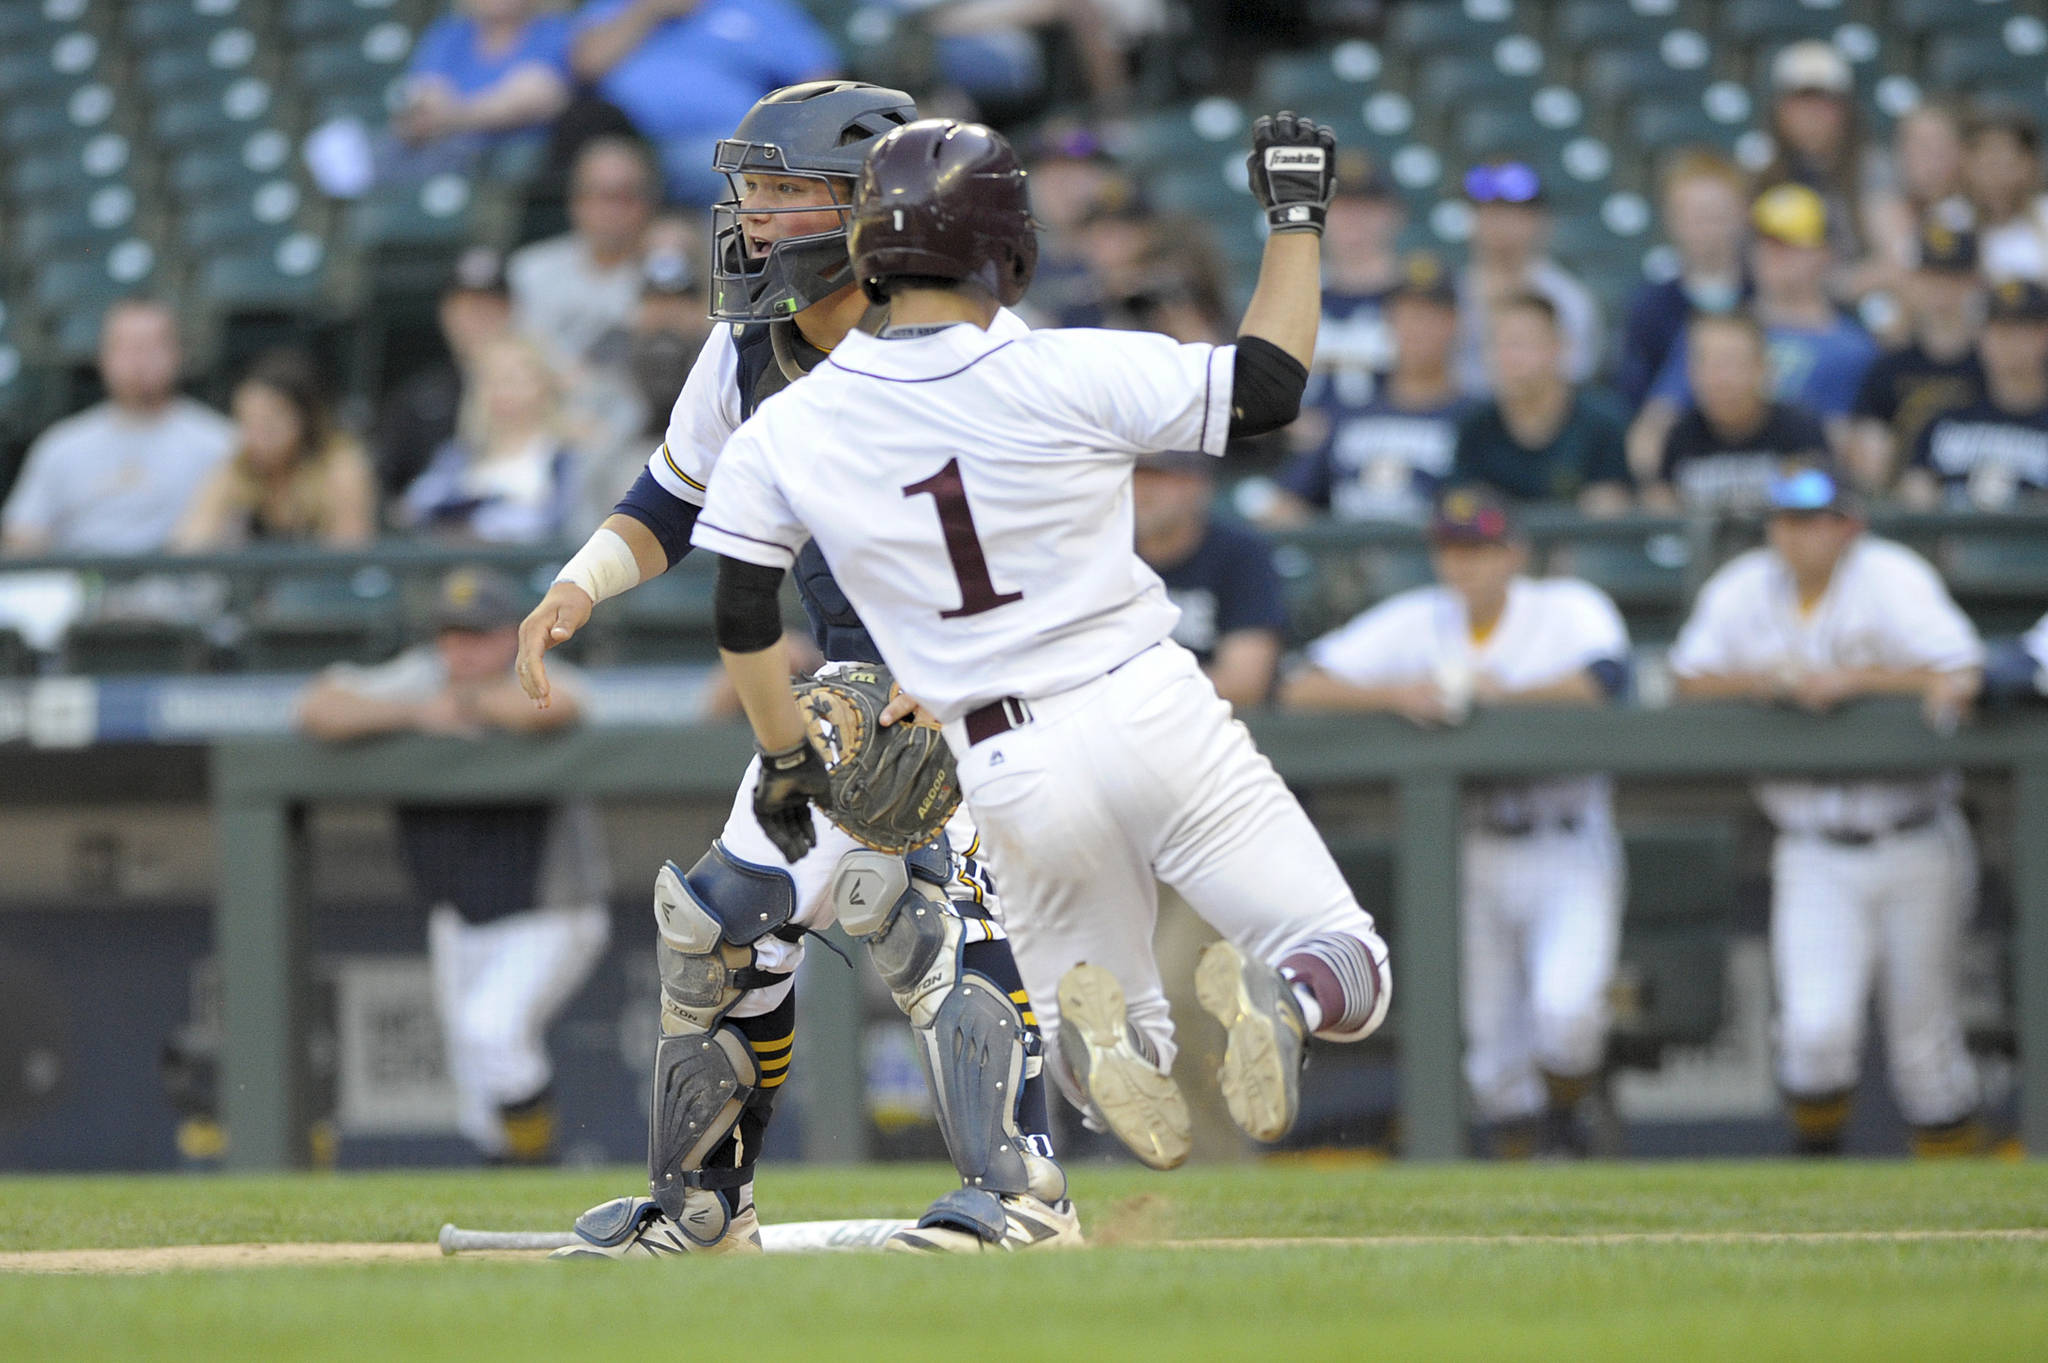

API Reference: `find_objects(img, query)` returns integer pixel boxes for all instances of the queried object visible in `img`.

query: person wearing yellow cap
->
[1626,184,1879,481]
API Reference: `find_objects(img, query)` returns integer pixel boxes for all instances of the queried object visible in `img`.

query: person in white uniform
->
[1281,487,1630,1156]
[517,82,1073,1258]
[1669,464,1988,1156]
[692,112,1392,1174]
[298,568,612,1163]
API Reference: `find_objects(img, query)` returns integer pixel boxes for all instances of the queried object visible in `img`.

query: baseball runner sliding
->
[693,113,1392,1177]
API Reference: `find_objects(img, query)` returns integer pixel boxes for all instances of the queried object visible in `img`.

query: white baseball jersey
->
[1668,536,1983,834]
[645,309,1036,508]
[689,321,1235,721]
[1306,575,1630,825]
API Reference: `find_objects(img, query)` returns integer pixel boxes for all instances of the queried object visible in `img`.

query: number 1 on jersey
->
[903,458,1024,618]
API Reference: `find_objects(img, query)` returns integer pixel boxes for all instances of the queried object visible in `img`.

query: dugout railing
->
[205,701,2048,1168]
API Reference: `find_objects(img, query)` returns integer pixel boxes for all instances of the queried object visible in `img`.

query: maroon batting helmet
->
[849,119,1038,306]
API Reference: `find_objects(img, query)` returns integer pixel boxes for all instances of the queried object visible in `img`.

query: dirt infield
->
[6,1227,2046,1274]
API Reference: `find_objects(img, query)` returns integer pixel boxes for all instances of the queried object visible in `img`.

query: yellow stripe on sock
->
[1020,1012,1037,1026]
[757,1053,792,1074]
[750,1030,796,1052]
[1008,990,1029,1002]
[759,1072,787,1089]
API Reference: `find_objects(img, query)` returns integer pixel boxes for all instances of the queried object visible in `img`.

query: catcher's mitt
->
[793,664,961,854]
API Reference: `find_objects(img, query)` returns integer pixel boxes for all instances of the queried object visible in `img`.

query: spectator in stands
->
[171,351,376,550]
[297,567,611,1165]
[1962,106,2048,285]
[392,0,574,159]
[1629,186,1878,474]
[1,301,233,556]
[1847,224,1986,493]
[509,137,658,371]
[1454,160,1601,396]
[1861,102,1971,299]
[1280,488,1631,1159]
[894,0,1166,118]
[1263,252,1472,525]
[375,248,516,500]
[1452,293,1631,513]
[1982,610,2048,706]
[1617,151,1750,411]
[1755,41,1889,284]
[1131,451,1285,709]
[1311,150,1405,393]
[1668,464,1985,1159]
[1644,313,1828,513]
[398,335,580,542]
[1052,189,1157,328]
[1019,127,1127,324]
[568,0,840,206]
[1901,279,2048,510]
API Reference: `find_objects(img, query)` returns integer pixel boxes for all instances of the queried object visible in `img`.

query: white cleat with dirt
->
[548,1193,763,1260]
[1195,940,1306,1144]
[1057,962,1192,1170]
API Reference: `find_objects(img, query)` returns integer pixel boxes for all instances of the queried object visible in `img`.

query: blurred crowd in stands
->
[3,7,2048,644]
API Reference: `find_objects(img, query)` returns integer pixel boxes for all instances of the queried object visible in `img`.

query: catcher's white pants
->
[943,641,1390,1091]
[1460,824,1623,1122]
[1770,809,1980,1126]
[714,763,992,1020]
[427,902,611,1153]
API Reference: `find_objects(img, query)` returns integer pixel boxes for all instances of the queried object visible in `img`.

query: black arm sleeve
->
[613,467,702,568]
[1227,335,1311,441]
[713,556,787,654]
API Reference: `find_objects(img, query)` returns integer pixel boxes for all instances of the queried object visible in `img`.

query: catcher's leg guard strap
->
[916,1187,1008,1243]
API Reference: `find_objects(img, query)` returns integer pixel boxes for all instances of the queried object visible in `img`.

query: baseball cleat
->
[547,1193,763,1260]
[1195,940,1306,1144]
[1057,962,1191,1170]
[884,1191,1083,1254]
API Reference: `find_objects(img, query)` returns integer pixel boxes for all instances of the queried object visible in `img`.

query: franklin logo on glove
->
[1245,111,1338,236]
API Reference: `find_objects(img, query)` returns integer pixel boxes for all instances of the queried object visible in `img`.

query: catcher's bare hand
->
[517,582,593,707]
[754,738,834,862]
[878,690,937,727]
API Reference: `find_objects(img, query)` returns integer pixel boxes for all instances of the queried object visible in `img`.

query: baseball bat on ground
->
[437,1218,916,1255]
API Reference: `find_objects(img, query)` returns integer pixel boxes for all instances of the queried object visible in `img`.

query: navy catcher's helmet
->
[709,80,918,323]
[849,119,1038,307]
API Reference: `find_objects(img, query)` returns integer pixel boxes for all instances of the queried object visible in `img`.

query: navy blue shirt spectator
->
[1135,452,1286,707]
[1902,279,2048,509]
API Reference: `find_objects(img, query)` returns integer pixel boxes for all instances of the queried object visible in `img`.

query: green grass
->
[3,1162,2046,1362]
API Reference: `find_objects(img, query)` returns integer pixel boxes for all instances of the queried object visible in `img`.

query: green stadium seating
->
[1418,53,1536,111]
[61,619,213,676]
[1253,44,1381,112]
[1890,0,2015,38]
[201,236,331,311]
[293,30,413,97]
[1717,0,1848,48]
[14,185,144,259]
[1926,29,2048,94]
[1556,0,1688,51]
[154,85,278,148]
[240,573,401,671]
[346,175,477,248]
[170,128,296,200]
[1582,41,1713,108]
[127,0,251,48]
[285,0,397,42]
[605,565,719,663]
[34,242,161,319]
[2,101,95,153]
[1626,96,1741,156]
[1387,0,1515,59]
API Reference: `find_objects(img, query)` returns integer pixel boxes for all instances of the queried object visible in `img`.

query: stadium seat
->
[0,30,103,98]
[1556,0,1689,51]
[1253,42,1382,112]
[293,29,414,98]
[1626,96,1741,157]
[33,242,160,318]
[1582,40,1714,109]
[154,84,277,149]
[346,175,477,248]
[1890,0,2015,39]
[1925,29,2048,94]
[61,619,213,676]
[1418,53,1537,111]
[14,184,144,259]
[240,574,401,672]
[1386,0,1516,59]
[1716,0,1846,48]
[201,236,330,312]
[169,128,296,200]
[604,564,719,663]
[284,0,397,43]
[126,0,251,49]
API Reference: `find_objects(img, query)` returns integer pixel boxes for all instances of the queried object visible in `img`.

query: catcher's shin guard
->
[832,847,1061,1208]
[647,848,804,1241]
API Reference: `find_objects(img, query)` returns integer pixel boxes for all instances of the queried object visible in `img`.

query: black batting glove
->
[753,737,834,863]
[1245,111,1338,235]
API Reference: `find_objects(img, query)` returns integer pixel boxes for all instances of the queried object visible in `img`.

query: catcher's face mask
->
[710,139,858,323]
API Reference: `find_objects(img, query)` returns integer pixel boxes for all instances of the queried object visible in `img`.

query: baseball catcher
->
[519,82,1072,1256]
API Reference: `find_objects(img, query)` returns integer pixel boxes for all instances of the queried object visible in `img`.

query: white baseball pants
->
[1770,809,1980,1126]
[944,641,1391,1089]
[1460,825,1623,1122]
[427,902,612,1154]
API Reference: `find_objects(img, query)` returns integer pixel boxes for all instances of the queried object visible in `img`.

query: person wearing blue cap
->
[1668,464,1990,1157]
[1453,160,1603,396]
